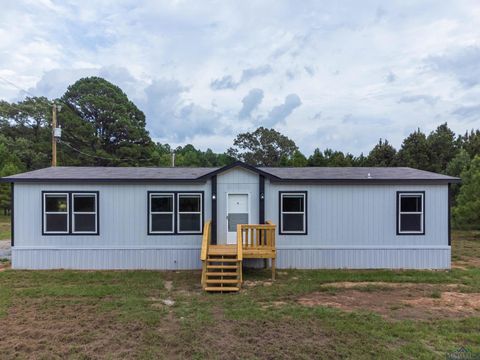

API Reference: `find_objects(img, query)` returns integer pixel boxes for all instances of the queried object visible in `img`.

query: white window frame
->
[177,193,203,234]
[149,193,175,234]
[43,192,70,234]
[72,193,98,234]
[398,192,424,235]
[280,192,306,234]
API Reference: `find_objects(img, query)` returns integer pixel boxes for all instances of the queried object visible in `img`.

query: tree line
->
[0,77,479,229]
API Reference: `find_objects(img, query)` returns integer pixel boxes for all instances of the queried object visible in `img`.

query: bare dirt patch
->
[298,284,480,320]
[453,257,480,269]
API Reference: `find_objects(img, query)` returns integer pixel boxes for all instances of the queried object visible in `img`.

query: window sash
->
[398,193,424,234]
[149,193,175,234]
[43,193,69,234]
[72,193,97,234]
[177,193,202,234]
[280,193,306,234]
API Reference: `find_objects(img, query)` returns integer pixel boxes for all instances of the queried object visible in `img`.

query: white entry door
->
[226,193,250,244]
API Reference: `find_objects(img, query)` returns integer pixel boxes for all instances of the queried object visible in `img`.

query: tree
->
[308,148,327,166]
[61,77,155,166]
[459,129,480,158]
[281,150,308,167]
[366,139,396,166]
[452,155,480,230]
[396,129,430,170]
[446,148,470,178]
[427,123,457,173]
[227,127,298,166]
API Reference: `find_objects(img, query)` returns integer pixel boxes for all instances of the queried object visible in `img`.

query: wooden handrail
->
[237,224,243,261]
[200,220,212,261]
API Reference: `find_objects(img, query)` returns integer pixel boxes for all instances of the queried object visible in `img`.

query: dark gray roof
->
[261,167,459,182]
[1,166,219,182]
[1,162,460,184]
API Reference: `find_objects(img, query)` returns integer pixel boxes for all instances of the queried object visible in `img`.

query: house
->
[1,162,460,291]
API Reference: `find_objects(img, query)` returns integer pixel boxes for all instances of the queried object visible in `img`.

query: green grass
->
[0,232,479,358]
[0,214,10,240]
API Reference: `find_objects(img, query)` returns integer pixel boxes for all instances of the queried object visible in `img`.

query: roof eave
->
[268,178,461,185]
[0,178,208,184]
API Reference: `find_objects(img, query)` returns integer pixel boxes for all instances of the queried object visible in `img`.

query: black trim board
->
[10,183,14,247]
[211,176,217,245]
[278,191,308,235]
[147,191,204,236]
[42,191,100,236]
[396,191,425,236]
[259,175,265,224]
[448,184,451,246]
[197,161,281,181]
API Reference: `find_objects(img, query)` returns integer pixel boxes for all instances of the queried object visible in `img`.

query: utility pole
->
[51,103,62,167]
[51,103,57,166]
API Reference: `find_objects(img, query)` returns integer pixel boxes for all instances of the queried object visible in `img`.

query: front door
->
[226,193,249,244]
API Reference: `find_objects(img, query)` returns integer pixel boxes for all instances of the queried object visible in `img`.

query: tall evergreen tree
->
[427,123,457,173]
[396,129,430,170]
[61,77,155,166]
[366,139,396,166]
[452,155,480,230]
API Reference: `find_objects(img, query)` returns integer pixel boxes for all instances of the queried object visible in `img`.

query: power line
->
[59,139,157,163]
[0,76,37,98]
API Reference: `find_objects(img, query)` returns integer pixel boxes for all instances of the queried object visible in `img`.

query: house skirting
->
[12,246,451,270]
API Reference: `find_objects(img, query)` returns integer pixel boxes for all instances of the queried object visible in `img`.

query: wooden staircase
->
[203,245,242,292]
[200,220,276,293]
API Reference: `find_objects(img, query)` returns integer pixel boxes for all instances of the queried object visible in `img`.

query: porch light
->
[260,193,265,200]
[212,194,216,200]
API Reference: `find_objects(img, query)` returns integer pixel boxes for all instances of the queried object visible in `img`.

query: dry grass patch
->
[298,283,480,320]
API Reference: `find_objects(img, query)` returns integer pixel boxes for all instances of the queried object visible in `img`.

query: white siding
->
[12,168,451,270]
[265,181,448,248]
[14,182,211,248]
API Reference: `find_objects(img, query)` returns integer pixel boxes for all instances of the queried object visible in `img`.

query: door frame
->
[226,192,251,244]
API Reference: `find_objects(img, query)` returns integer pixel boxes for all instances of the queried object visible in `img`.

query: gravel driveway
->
[0,240,11,260]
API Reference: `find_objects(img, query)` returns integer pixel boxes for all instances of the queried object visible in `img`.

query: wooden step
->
[207,265,238,269]
[204,287,240,292]
[207,258,238,262]
[206,272,238,276]
[205,279,240,284]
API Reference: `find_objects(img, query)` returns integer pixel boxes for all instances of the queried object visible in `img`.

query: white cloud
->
[1,0,480,154]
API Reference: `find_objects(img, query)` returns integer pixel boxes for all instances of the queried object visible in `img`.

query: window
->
[42,191,99,235]
[72,193,98,234]
[397,192,425,235]
[279,192,307,234]
[44,193,69,234]
[149,193,174,234]
[178,193,202,233]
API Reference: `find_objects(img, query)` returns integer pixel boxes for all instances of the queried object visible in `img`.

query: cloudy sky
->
[1,0,480,155]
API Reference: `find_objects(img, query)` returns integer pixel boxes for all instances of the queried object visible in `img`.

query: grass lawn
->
[0,232,479,359]
[0,214,10,240]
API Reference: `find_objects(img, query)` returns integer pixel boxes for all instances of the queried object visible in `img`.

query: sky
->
[1,0,480,155]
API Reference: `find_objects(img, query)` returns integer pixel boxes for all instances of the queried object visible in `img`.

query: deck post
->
[271,258,276,281]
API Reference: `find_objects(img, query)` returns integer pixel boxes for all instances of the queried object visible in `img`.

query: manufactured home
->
[1,162,459,291]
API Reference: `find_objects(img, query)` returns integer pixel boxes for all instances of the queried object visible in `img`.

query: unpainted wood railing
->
[237,223,276,250]
[200,220,212,286]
